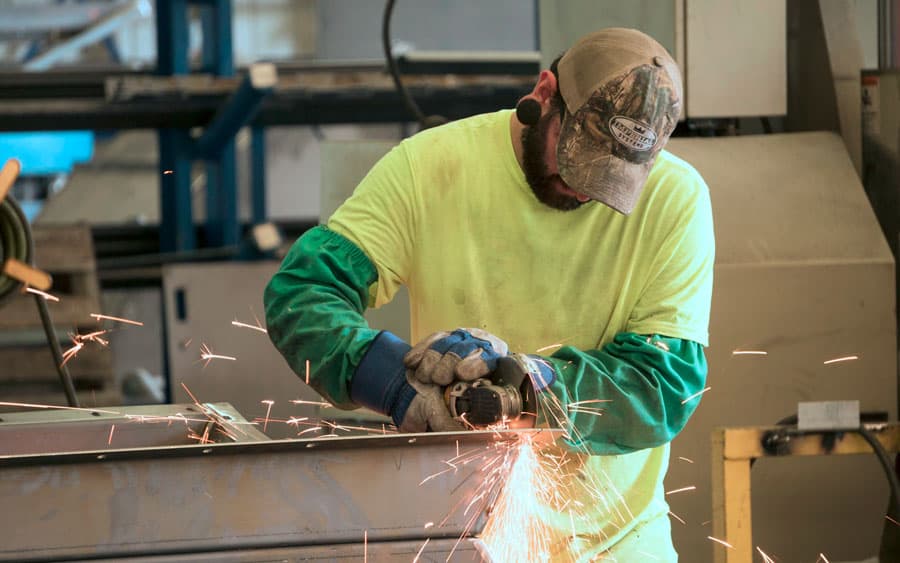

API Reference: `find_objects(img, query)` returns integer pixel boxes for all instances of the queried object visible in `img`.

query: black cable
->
[35,293,79,407]
[0,193,80,407]
[856,426,900,513]
[381,0,446,130]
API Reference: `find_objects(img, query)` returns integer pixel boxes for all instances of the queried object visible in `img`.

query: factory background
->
[0,1,897,562]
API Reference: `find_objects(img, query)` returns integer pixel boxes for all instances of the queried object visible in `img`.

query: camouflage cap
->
[556,28,682,214]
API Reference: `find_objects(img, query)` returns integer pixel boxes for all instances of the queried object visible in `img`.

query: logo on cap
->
[608,116,657,152]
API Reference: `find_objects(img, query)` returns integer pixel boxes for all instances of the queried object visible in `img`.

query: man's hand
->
[404,328,509,386]
[398,374,465,432]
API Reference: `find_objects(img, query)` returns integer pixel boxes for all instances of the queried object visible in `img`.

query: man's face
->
[521,104,593,212]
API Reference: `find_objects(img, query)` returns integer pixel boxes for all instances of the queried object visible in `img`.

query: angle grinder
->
[443,353,539,427]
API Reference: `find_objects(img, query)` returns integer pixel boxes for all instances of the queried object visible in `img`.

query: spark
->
[681,386,711,404]
[364,530,367,563]
[412,538,429,562]
[665,485,696,496]
[231,319,267,334]
[569,399,613,406]
[59,328,109,365]
[817,554,831,563]
[677,456,694,463]
[0,401,119,414]
[668,511,686,525]
[756,546,776,563]
[708,536,733,549]
[823,355,858,365]
[180,382,201,406]
[61,339,83,366]
[535,342,564,353]
[297,426,323,436]
[886,515,900,527]
[305,359,310,384]
[163,170,173,175]
[290,399,331,408]
[199,343,236,367]
[90,313,144,326]
[261,400,274,431]
[423,522,434,529]
[107,424,116,445]
[25,287,59,302]
[637,550,661,561]
[732,349,767,356]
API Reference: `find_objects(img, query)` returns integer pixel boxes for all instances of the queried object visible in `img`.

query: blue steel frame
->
[156,0,271,252]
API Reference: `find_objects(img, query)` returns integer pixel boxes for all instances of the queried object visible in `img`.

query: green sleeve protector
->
[539,333,707,455]
[264,226,381,409]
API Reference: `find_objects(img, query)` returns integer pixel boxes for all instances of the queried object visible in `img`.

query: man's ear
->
[516,70,559,125]
[534,69,559,106]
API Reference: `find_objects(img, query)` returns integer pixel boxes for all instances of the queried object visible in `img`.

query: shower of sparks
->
[732,349,767,356]
[708,536,734,549]
[231,319,267,334]
[25,287,59,302]
[477,435,556,562]
[668,511,686,525]
[816,554,831,563]
[677,456,694,464]
[665,485,696,496]
[261,400,274,431]
[681,386,712,404]
[90,313,144,326]
[756,546,776,563]
[107,424,116,445]
[305,359,311,384]
[823,355,858,365]
[199,343,237,367]
[412,538,429,562]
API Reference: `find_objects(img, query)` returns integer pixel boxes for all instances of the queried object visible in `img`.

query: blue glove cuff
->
[351,331,417,426]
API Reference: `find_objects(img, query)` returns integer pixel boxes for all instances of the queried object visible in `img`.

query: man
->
[265,27,714,561]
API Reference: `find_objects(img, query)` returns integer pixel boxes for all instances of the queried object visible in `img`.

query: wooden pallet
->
[0,223,117,406]
[0,223,100,329]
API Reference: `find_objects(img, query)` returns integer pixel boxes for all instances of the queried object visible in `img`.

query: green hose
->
[0,196,30,305]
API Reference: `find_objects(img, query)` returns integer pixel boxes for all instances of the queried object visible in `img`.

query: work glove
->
[349,331,468,434]
[404,328,509,386]
[398,374,465,433]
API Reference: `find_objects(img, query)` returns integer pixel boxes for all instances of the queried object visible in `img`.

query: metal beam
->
[193,63,277,159]
[23,0,151,71]
[0,423,559,562]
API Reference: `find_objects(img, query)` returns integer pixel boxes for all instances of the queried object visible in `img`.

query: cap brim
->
[559,154,651,215]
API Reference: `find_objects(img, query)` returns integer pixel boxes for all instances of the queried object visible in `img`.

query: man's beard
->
[521,112,584,211]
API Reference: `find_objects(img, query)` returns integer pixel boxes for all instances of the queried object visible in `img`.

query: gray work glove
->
[403,328,509,386]
[398,374,465,433]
